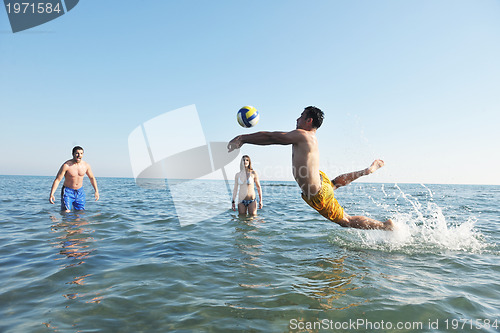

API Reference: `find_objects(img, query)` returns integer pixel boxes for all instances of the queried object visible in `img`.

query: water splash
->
[340,184,487,254]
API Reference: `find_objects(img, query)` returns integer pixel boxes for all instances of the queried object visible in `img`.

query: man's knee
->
[335,216,350,228]
[331,177,344,189]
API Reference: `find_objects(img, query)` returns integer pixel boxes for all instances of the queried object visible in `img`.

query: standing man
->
[49,146,99,212]
[227,106,393,230]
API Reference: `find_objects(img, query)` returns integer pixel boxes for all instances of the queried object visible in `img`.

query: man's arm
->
[228,130,304,152]
[86,165,99,201]
[49,164,67,204]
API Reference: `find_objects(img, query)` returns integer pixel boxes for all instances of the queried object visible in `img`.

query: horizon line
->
[0,174,498,187]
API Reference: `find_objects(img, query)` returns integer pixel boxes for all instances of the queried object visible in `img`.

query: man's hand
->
[49,195,55,204]
[94,191,100,201]
[227,136,243,152]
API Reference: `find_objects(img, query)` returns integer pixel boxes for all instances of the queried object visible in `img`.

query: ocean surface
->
[0,175,499,332]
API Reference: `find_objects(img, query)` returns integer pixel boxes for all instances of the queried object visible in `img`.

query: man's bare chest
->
[67,165,86,177]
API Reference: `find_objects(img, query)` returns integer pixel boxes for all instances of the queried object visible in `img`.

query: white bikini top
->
[238,172,254,185]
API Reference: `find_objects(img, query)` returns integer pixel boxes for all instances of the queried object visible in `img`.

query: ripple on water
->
[1,178,499,332]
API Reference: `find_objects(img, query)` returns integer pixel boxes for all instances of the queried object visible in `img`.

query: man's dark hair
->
[72,146,84,155]
[304,106,324,129]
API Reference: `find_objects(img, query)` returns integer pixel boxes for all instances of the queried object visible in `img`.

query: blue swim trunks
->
[61,186,86,211]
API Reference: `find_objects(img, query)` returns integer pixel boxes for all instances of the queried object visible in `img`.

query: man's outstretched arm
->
[227,130,303,152]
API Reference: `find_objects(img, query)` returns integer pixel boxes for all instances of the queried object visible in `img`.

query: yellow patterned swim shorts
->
[301,171,344,223]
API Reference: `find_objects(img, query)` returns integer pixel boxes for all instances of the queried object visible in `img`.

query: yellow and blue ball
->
[237,106,259,128]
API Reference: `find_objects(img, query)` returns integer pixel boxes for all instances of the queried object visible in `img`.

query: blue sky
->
[1,0,499,185]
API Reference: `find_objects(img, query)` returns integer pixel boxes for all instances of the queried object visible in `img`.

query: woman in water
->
[232,155,263,216]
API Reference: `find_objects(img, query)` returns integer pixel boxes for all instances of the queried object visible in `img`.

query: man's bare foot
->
[367,159,385,174]
[383,219,394,231]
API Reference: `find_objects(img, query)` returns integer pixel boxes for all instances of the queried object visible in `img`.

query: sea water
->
[0,176,498,332]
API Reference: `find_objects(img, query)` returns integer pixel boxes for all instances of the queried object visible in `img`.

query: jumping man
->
[227,106,393,230]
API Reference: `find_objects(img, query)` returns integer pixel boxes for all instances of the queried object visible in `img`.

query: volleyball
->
[237,106,259,128]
